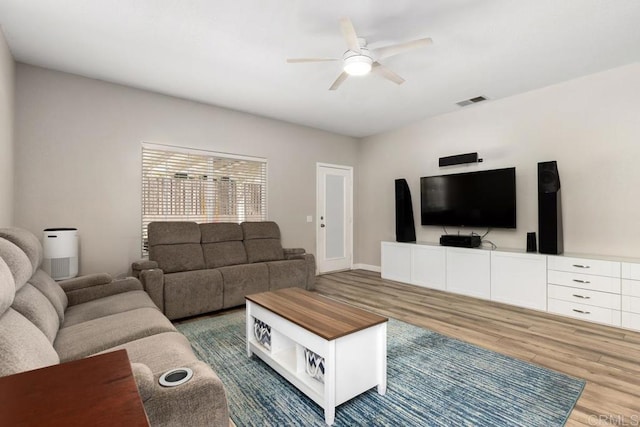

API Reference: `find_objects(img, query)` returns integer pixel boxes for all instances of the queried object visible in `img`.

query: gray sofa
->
[0,227,229,426]
[133,221,316,320]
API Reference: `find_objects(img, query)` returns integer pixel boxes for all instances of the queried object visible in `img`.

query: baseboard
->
[352,263,381,273]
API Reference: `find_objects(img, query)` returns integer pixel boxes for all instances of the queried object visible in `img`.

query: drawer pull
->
[572,279,591,284]
[572,264,591,269]
[572,309,591,315]
[572,294,591,299]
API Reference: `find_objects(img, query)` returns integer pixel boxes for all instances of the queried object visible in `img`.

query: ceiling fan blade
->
[339,17,361,53]
[372,62,405,85]
[371,37,433,60]
[286,58,340,63]
[329,72,349,91]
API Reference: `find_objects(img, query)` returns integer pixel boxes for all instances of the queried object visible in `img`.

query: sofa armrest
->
[139,269,165,312]
[59,273,113,292]
[130,362,154,402]
[62,276,144,306]
[132,259,159,278]
[142,361,229,427]
[283,248,306,260]
[303,253,316,290]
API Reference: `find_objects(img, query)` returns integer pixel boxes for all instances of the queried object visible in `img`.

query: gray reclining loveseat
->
[133,221,316,320]
[0,227,229,426]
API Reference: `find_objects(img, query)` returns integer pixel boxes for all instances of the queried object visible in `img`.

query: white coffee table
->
[246,288,388,425]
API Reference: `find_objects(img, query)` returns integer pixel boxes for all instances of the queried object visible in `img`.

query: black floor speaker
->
[395,179,416,242]
[538,161,563,254]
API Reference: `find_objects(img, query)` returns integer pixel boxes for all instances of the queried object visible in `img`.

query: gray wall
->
[15,64,359,276]
[357,63,640,267]
[0,28,14,226]
[13,61,640,275]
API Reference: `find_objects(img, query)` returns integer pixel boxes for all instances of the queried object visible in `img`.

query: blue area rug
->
[177,310,584,426]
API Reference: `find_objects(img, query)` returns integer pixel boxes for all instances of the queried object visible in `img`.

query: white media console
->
[381,241,640,332]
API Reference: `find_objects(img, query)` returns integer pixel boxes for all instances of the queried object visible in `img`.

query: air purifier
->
[43,228,79,280]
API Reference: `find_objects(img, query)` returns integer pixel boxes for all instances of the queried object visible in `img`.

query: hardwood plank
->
[313,270,640,425]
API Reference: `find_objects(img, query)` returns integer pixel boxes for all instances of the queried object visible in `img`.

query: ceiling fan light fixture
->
[343,55,372,76]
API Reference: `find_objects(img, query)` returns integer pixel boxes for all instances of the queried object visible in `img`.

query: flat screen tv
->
[420,167,516,228]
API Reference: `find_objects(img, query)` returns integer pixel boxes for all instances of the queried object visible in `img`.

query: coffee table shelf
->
[246,288,387,425]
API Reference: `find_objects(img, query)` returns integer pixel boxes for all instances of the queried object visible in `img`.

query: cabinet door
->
[446,248,490,299]
[491,252,547,310]
[411,245,446,290]
[381,242,411,283]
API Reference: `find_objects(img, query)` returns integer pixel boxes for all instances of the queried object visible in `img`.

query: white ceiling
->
[1,0,639,138]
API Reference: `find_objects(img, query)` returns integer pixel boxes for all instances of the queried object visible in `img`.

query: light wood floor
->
[313,269,640,427]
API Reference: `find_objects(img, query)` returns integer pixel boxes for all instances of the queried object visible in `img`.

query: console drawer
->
[548,256,620,277]
[547,270,621,294]
[548,284,620,309]
[622,311,640,331]
[548,298,621,326]
[621,295,640,314]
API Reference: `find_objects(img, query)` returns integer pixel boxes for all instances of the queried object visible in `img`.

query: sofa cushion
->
[0,308,60,377]
[241,221,281,240]
[28,269,68,323]
[12,283,60,343]
[200,222,243,243]
[99,332,198,372]
[219,264,269,308]
[0,257,14,314]
[0,239,33,291]
[148,221,201,246]
[148,222,205,273]
[204,241,248,268]
[62,290,159,328]
[0,227,43,275]
[54,307,177,362]
[164,270,223,320]
[266,259,308,291]
[200,223,247,268]
[242,222,284,263]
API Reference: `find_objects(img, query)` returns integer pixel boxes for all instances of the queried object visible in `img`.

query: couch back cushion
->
[0,241,59,377]
[200,223,247,268]
[0,257,15,316]
[28,270,68,323]
[148,222,205,273]
[0,238,33,291]
[241,222,284,263]
[0,228,43,275]
[12,283,60,343]
[0,308,60,377]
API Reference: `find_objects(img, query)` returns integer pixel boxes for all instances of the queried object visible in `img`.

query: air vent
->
[456,96,488,107]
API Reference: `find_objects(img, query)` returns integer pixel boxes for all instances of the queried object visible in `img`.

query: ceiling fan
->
[287,17,433,90]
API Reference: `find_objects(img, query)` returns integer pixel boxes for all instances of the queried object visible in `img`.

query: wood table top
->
[0,349,149,426]
[246,287,388,340]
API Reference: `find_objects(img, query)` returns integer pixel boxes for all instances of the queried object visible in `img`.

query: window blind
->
[141,143,267,255]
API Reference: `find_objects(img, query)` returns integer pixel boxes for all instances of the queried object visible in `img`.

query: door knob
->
[320,224,325,228]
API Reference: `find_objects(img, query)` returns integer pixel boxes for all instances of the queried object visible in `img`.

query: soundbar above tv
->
[420,167,516,229]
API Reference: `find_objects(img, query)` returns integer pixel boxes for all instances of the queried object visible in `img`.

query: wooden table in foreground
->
[246,287,388,425]
[0,349,149,426]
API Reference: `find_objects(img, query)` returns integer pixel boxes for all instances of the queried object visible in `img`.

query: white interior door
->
[317,164,353,273]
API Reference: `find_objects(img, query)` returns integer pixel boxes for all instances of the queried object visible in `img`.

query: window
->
[141,143,267,255]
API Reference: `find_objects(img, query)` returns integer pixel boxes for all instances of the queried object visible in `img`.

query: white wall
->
[15,64,359,276]
[357,63,640,267]
[0,28,14,226]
